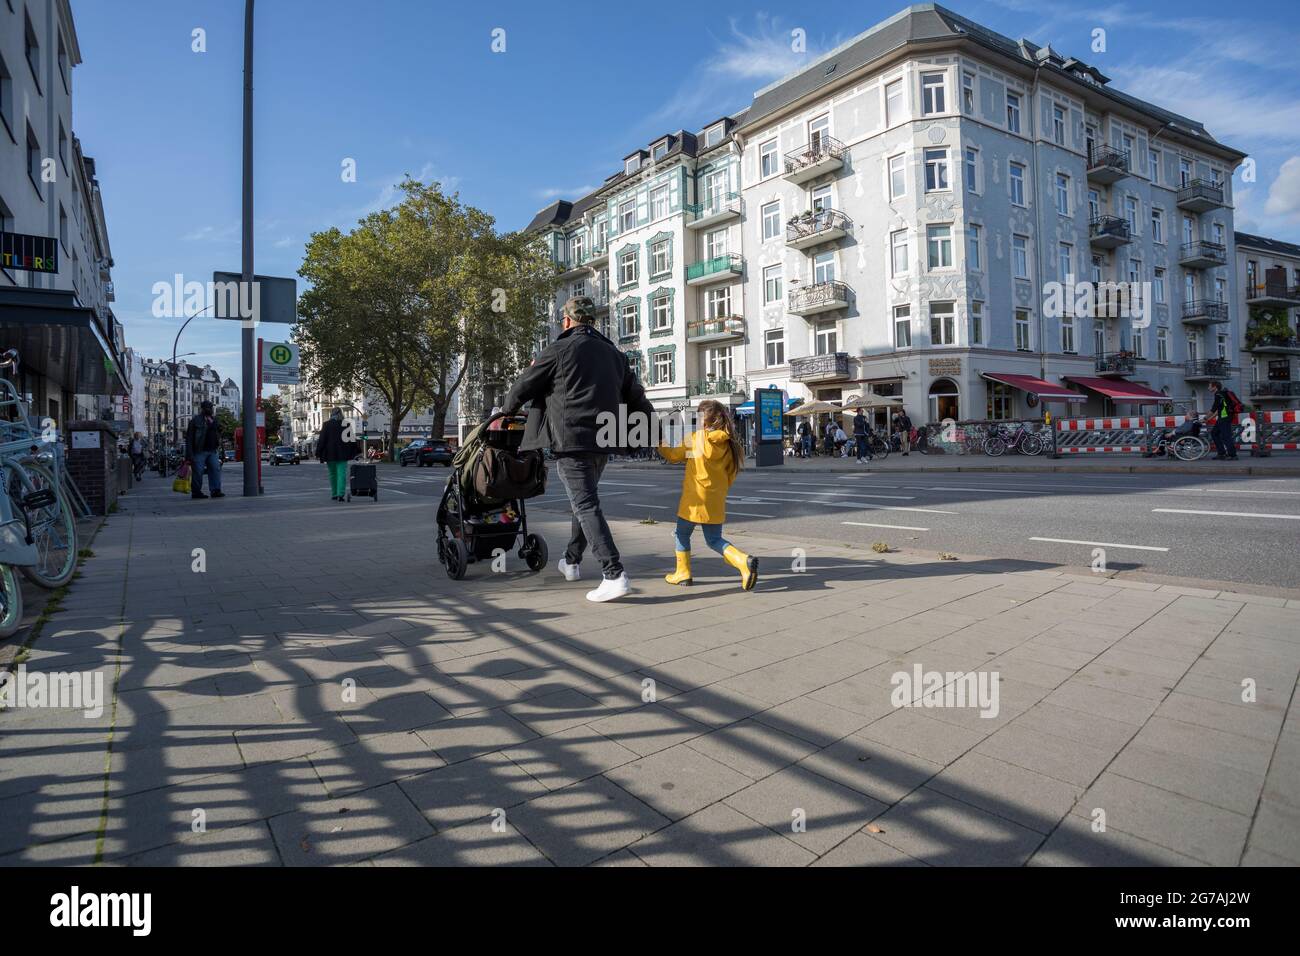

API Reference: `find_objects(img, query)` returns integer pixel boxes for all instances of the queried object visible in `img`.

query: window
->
[1151,208,1163,243]
[704,228,727,259]
[888,153,906,199]
[620,300,640,337]
[619,200,636,232]
[964,147,978,192]
[970,300,984,345]
[625,156,641,176]
[1179,157,1192,186]
[703,124,725,148]
[1212,221,1225,245]
[807,114,829,151]
[1052,105,1066,145]
[765,328,785,367]
[929,302,955,345]
[760,139,778,178]
[1058,243,1072,281]
[1006,92,1021,133]
[1122,133,1136,163]
[967,224,981,271]
[24,11,39,86]
[894,305,912,348]
[705,286,731,319]
[1015,310,1032,350]
[1157,327,1168,362]
[0,52,12,139]
[1133,330,1145,359]
[924,148,949,191]
[651,293,672,331]
[1218,333,1229,359]
[653,350,674,384]
[1009,162,1025,206]
[1182,215,1195,245]
[26,122,41,192]
[650,185,669,220]
[595,220,608,249]
[962,71,975,113]
[763,264,782,304]
[890,230,909,276]
[1188,332,1200,362]
[706,346,733,380]
[1154,268,1166,303]
[59,205,68,250]
[650,237,670,276]
[813,251,835,284]
[987,381,1013,420]
[1061,314,1076,353]
[619,248,638,286]
[815,322,837,355]
[652,140,669,161]
[1088,189,1100,221]
[1125,195,1139,232]
[810,185,832,212]
[885,78,904,126]
[58,122,68,173]
[1012,235,1028,279]
[1055,173,1070,215]
[927,224,953,270]
[1148,148,1160,184]
[1093,322,1105,355]
[921,72,946,115]
[761,201,780,241]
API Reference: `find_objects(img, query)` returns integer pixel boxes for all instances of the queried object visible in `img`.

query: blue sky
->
[69,0,1300,388]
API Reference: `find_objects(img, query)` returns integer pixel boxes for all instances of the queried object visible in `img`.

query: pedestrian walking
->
[129,431,146,480]
[317,408,359,501]
[503,295,655,603]
[894,408,913,455]
[1206,381,1241,461]
[184,400,224,499]
[659,400,758,591]
[797,420,812,458]
[852,409,871,463]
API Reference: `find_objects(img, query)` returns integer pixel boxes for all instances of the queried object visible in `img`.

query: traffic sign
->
[260,340,300,384]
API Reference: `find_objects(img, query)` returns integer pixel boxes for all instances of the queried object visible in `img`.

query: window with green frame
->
[646,231,673,279]
[616,244,639,288]
[647,287,674,337]
[617,297,641,342]
[624,349,644,380]
[648,344,676,385]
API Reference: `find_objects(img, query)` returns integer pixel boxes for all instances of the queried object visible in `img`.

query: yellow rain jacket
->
[660,429,738,524]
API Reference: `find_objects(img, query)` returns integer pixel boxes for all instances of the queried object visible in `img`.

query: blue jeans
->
[554,452,623,579]
[674,517,730,555]
[191,450,222,495]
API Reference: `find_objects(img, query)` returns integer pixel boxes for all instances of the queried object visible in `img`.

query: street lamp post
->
[240,0,259,496]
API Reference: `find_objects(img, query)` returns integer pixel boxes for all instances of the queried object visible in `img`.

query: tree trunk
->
[388,418,401,461]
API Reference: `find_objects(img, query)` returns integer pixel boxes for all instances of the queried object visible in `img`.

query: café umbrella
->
[785,400,842,416]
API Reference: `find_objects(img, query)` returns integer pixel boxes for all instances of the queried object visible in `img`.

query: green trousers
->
[327,460,348,498]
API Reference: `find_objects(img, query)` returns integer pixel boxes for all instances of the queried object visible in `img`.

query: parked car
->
[270,445,300,465]
[399,438,452,467]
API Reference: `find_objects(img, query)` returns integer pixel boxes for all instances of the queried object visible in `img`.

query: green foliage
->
[215,407,239,438]
[261,394,285,443]
[1245,305,1295,348]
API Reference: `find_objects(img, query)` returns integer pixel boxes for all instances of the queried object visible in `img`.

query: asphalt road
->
[238,458,1300,589]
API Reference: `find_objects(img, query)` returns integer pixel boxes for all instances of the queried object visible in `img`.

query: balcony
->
[686,316,745,343]
[1177,178,1226,212]
[1087,145,1131,184]
[581,245,609,267]
[1247,334,1300,354]
[788,280,851,316]
[782,136,847,185]
[790,352,851,383]
[555,259,589,281]
[590,289,610,311]
[1178,239,1227,269]
[685,193,742,230]
[1246,279,1300,308]
[1249,380,1300,399]
[1088,216,1131,249]
[686,253,744,286]
[1181,298,1230,325]
[688,376,748,397]
[1095,352,1136,376]
[1183,358,1231,381]
[785,209,852,250]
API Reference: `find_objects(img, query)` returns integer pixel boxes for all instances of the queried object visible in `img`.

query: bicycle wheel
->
[1021,434,1045,456]
[872,438,890,461]
[984,437,1007,457]
[14,462,78,589]
[1172,436,1207,462]
[0,564,22,639]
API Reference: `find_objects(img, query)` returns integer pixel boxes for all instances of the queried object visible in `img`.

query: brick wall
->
[66,420,117,516]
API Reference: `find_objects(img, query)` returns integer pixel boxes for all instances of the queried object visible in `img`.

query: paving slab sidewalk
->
[0,474,1296,866]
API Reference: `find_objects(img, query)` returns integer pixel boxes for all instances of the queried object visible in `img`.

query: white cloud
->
[536,184,597,201]
[1264,157,1300,222]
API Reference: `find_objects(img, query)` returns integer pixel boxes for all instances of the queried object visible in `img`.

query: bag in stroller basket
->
[456,419,547,503]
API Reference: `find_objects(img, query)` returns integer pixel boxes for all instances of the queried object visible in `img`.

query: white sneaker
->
[586,574,631,603]
[557,558,581,582]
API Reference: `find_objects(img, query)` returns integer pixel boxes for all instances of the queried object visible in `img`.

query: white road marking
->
[904,484,1052,495]
[745,493,957,515]
[1029,536,1169,552]
[771,486,916,500]
[726,511,772,518]
[1152,508,1300,520]
[598,481,659,487]
[843,521,930,532]
[627,503,669,509]
[1185,488,1300,496]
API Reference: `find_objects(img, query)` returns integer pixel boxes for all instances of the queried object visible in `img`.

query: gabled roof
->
[1235,232,1300,260]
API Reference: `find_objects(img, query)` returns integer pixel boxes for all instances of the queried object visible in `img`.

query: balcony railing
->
[1247,333,1300,352]
[685,193,741,226]
[1177,178,1226,210]
[1095,352,1136,375]
[1246,279,1300,305]
[1184,358,1231,379]
[789,352,850,383]
[785,209,853,248]
[687,376,747,397]
[686,316,745,342]
[580,245,608,265]
[685,253,743,283]
[1088,216,1131,246]
[1181,298,1230,323]
[1087,145,1130,182]
[1249,380,1300,397]
[1179,239,1227,267]
[783,136,847,182]
[788,280,851,316]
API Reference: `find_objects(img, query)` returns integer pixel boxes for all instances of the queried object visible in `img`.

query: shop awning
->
[0,287,128,396]
[980,372,1085,403]
[1063,376,1167,403]
[734,392,792,415]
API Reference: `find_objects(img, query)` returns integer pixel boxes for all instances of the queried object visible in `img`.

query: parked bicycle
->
[983,422,1045,457]
[0,349,79,638]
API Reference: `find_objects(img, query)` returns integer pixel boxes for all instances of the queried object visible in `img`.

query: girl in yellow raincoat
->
[658,400,758,590]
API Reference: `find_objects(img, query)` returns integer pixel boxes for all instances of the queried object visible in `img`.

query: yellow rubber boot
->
[724,545,759,591]
[665,551,693,586]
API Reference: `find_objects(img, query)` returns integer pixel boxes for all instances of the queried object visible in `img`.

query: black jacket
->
[316,418,358,463]
[185,413,219,458]
[503,324,654,454]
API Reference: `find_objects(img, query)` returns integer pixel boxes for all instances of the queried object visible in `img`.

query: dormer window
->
[625,156,641,175]
[703,123,724,148]
[652,140,670,161]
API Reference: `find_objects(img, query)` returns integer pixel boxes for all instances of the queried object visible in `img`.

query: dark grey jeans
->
[554,452,623,579]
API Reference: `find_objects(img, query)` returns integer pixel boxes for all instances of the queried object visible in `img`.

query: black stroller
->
[436,413,549,580]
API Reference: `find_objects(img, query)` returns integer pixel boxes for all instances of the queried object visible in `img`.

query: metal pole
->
[240,0,258,495]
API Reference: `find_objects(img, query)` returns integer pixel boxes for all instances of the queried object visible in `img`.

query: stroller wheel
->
[522,533,548,573]
[445,538,469,580]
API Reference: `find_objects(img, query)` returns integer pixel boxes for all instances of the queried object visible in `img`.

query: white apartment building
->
[1237,232,1300,409]
[0,0,128,425]
[219,377,240,415]
[529,4,1249,427]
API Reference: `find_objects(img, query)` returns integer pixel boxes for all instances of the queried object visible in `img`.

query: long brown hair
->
[697,400,744,474]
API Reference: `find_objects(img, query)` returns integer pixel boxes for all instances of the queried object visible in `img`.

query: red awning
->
[1064,376,1167,402]
[980,372,1085,402]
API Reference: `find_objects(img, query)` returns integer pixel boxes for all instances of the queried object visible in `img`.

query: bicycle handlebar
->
[0,349,19,371]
